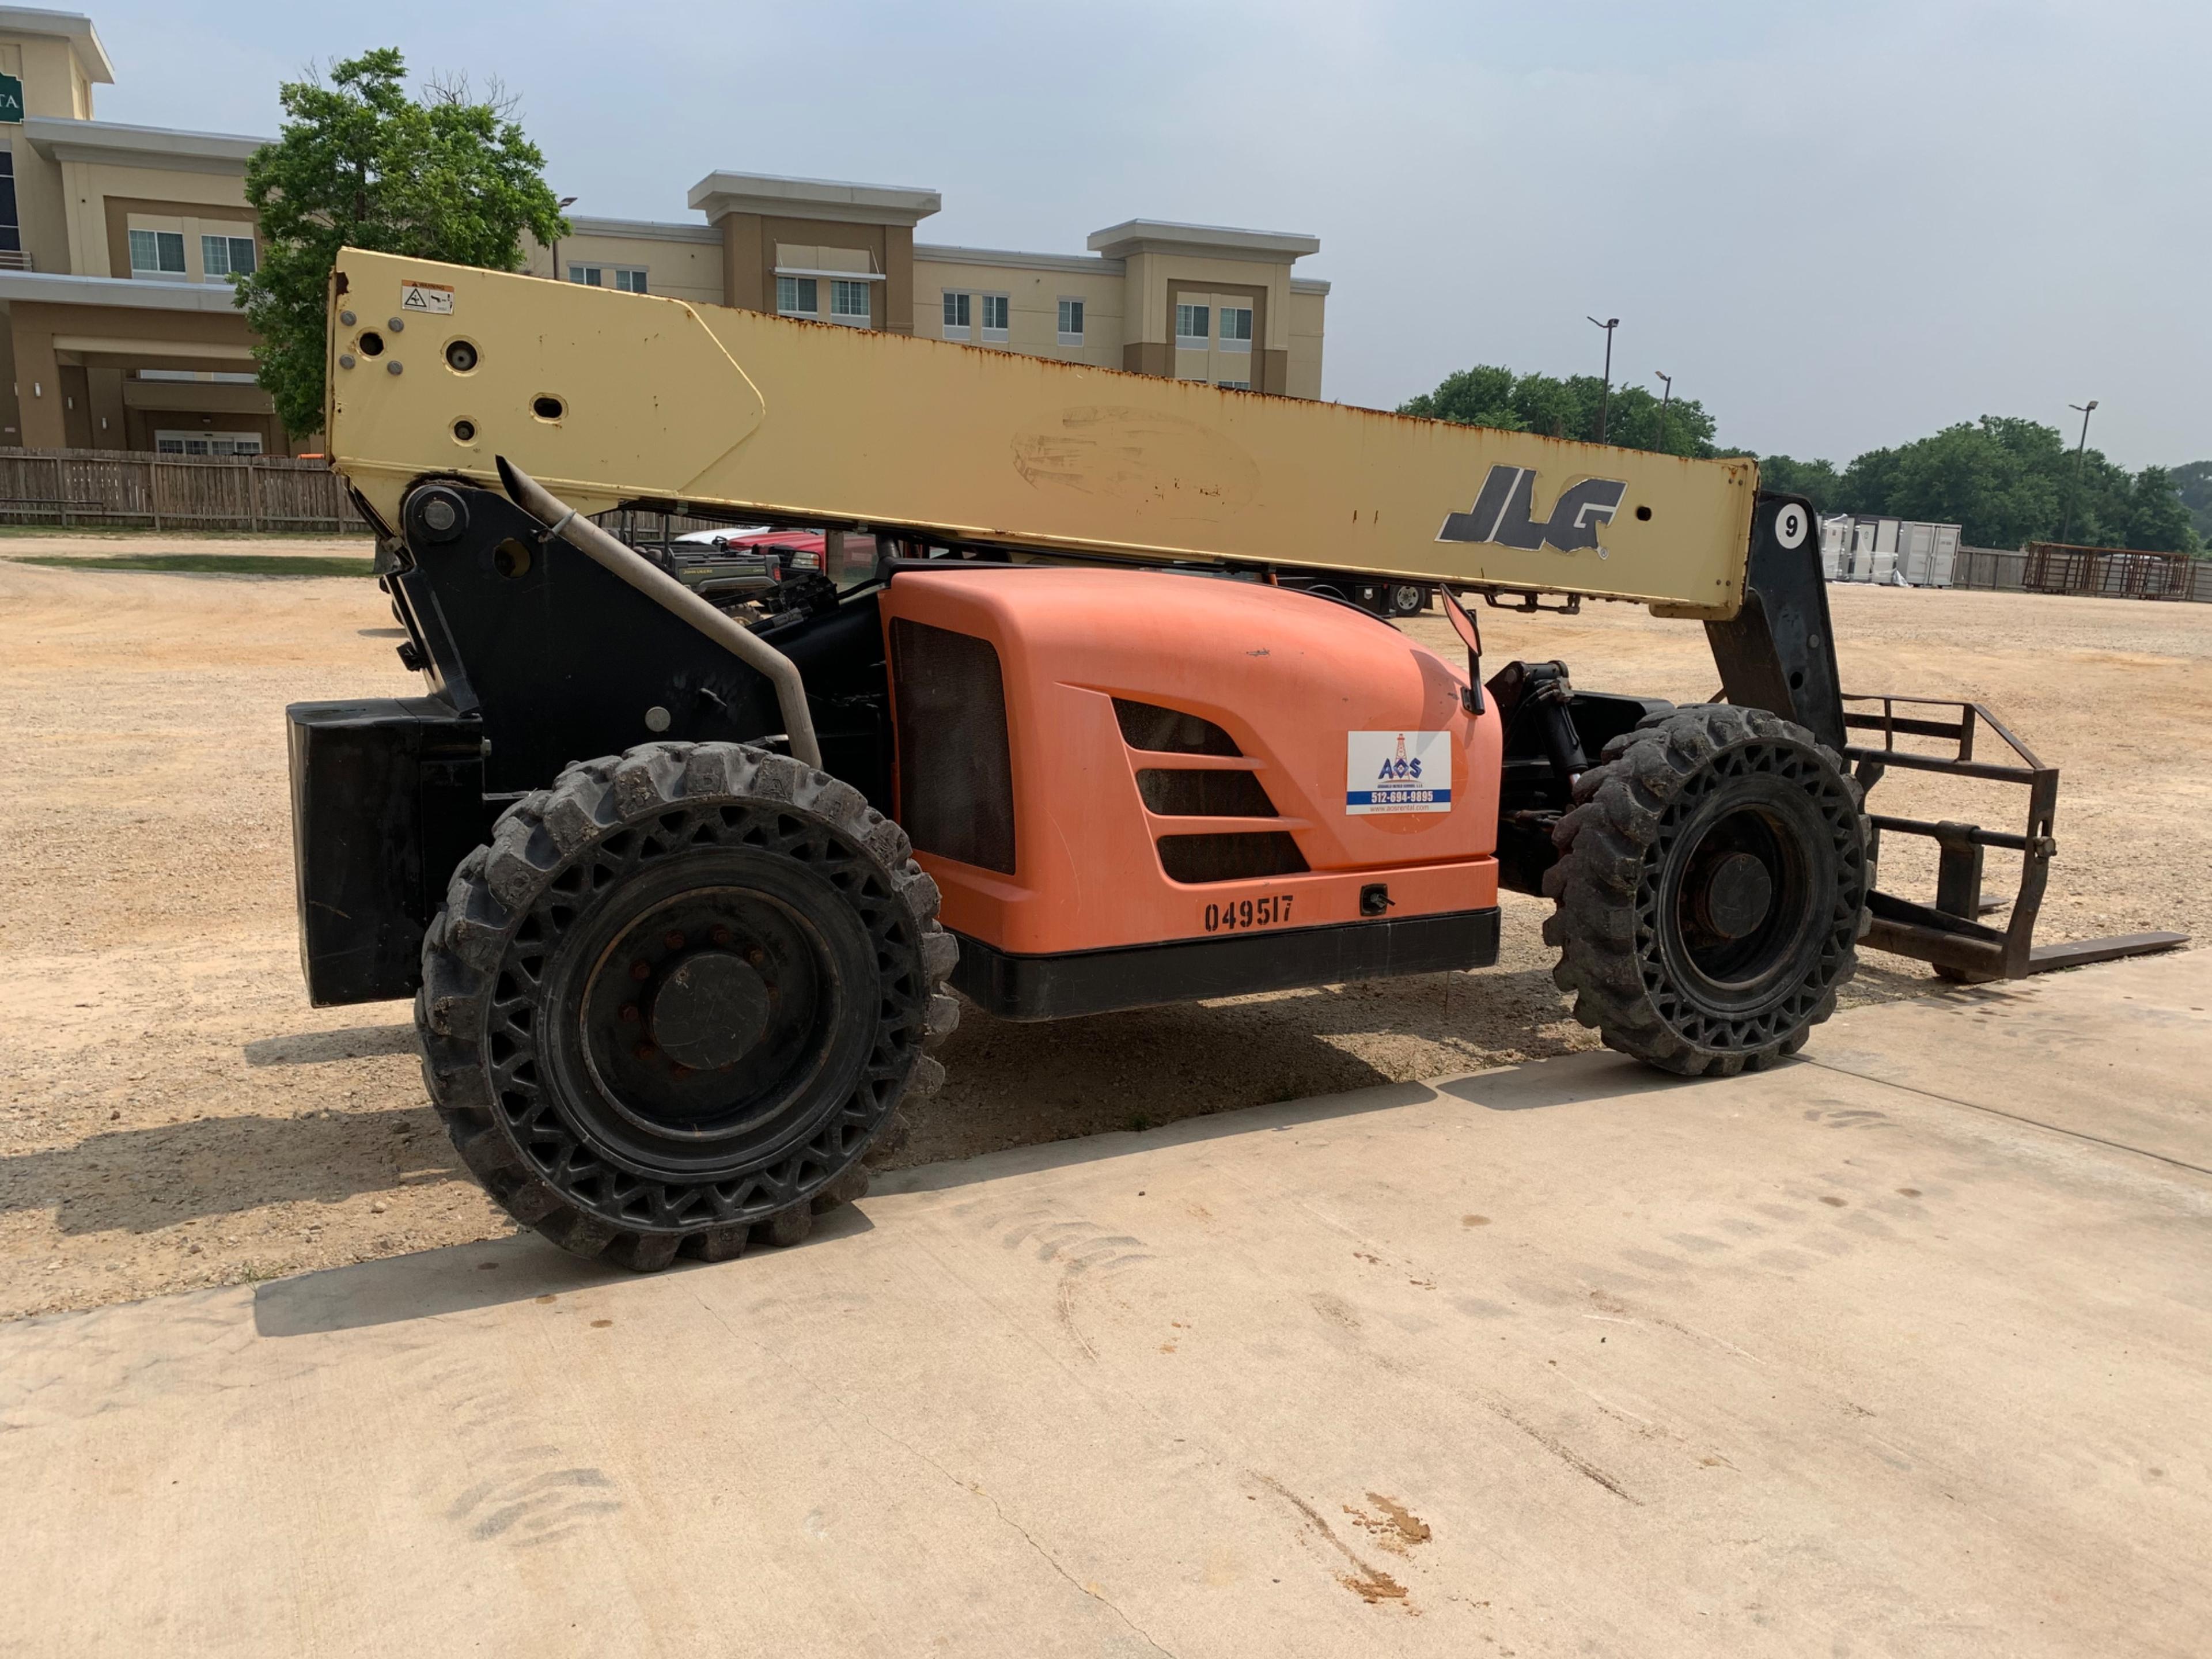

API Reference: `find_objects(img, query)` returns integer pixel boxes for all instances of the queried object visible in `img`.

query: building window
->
[1056,298,1084,346]
[130,228,187,278]
[1219,306,1253,351]
[1216,380,1251,392]
[200,234,257,279]
[980,294,1009,342]
[570,264,647,293]
[830,278,872,325]
[155,429,264,457]
[778,275,819,318]
[942,290,971,339]
[0,150,19,256]
[1175,302,1210,348]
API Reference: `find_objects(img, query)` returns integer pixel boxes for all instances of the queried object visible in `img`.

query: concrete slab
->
[5,952,2208,1658]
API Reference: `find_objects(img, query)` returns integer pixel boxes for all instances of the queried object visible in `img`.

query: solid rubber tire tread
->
[416,741,956,1270]
[1540,703,1869,1076]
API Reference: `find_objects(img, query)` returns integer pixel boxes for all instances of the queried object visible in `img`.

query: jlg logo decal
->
[1437,465,1627,554]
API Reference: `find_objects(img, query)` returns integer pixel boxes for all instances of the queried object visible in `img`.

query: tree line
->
[1399,366,2201,555]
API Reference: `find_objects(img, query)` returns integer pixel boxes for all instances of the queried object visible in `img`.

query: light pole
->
[2059,399,2097,546]
[550,194,578,282]
[1654,370,1673,453]
[1588,316,1619,443]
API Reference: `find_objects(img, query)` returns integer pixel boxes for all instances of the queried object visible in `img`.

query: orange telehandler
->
[286,249,2181,1268]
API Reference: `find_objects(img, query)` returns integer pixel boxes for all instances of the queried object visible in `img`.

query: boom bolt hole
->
[445,339,479,373]
[493,537,532,579]
[1635,504,1653,521]
[532,395,565,422]
[452,418,477,444]
[357,330,385,357]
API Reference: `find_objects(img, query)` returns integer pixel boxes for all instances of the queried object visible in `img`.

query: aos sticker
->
[399,279,454,316]
[1347,730,1453,815]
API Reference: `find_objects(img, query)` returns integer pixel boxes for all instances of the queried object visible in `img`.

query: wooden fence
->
[0,447,353,532]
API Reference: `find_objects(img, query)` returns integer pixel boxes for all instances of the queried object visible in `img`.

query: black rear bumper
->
[287,698,487,1006]
[949,907,1501,1022]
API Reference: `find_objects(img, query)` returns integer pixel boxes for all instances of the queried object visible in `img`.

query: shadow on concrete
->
[244,1023,418,1067]
[251,1201,875,1338]
[241,1048,1682,1335]
[880,1044,1704,1200]
[0,1105,460,1234]
[909,963,1588,1156]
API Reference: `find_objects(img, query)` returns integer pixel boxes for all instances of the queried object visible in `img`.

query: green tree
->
[1831,418,2197,552]
[1397,365,1524,432]
[236,49,570,438]
[1397,365,1715,456]
[2171,460,2212,542]
[1741,454,1842,510]
[2120,466,2199,553]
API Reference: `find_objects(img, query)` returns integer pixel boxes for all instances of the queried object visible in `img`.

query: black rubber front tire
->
[1541,704,1868,1076]
[416,741,957,1270]
[1389,583,1427,616]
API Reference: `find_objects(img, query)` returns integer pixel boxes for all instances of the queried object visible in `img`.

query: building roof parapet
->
[687,171,941,229]
[24,113,263,172]
[1290,275,1331,295]
[914,243,1126,278]
[1085,219,1320,262]
[565,215,721,247]
[0,6,113,81]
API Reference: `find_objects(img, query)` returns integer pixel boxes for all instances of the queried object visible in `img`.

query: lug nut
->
[630,961,652,982]
[669,1064,693,1081]
[710,926,733,947]
[745,947,766,967]
[632,1041,655,1062]
[663,930,685,950]
[619,1003,640,1023]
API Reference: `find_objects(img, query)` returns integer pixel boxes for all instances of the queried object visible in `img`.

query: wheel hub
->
[649,951,772,1070]
[1699,851,1774,940]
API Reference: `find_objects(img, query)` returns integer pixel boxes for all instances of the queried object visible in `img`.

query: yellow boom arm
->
[325,248,1759,619]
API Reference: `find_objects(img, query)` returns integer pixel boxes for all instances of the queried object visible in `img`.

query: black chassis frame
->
[288,482,1846,1011]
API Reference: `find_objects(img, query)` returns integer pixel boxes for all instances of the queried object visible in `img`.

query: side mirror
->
[1439,587,1484,714]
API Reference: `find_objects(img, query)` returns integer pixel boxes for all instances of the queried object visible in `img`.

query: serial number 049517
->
[1202,895,1293,933]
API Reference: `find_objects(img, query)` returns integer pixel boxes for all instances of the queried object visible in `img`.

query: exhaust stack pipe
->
[493,457,824,771]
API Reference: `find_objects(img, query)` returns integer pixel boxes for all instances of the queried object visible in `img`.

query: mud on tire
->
[1541,703,1868,1077]
[415,741,958,1270]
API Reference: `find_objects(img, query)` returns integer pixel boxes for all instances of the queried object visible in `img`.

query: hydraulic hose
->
[494,457,824,770]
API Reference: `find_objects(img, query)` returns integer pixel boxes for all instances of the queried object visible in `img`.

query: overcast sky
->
[85,0,2207,469]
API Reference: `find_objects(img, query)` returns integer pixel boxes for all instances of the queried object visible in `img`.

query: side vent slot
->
[1137,768,1278,819]
[890,618,1016,874]
[1158,833,1309,884]
[1113,698,1241,756]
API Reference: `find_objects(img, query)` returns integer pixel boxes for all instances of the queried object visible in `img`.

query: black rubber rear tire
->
[1541,704,1868,1076]
[416,741,957,1270]
[1389,583,1427,616]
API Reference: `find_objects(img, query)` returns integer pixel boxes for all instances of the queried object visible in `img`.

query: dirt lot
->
[2,536,2205,1320]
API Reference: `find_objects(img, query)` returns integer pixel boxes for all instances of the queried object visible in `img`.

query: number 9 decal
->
[1774,502,1809,550]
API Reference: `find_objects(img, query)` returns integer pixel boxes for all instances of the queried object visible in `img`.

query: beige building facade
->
[0,4,1328,459]
[0,8,289,454]
[529,176,1327,400]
